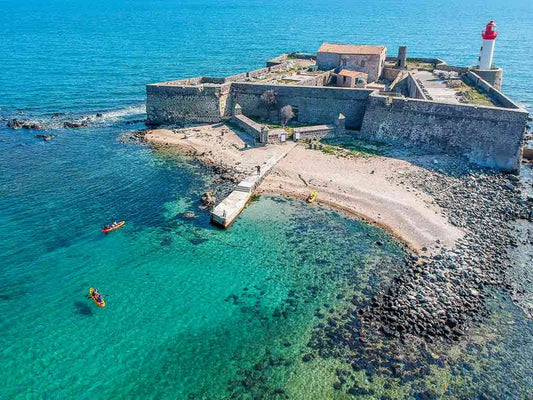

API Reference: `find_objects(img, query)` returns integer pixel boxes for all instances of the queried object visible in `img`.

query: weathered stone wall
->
[470,68,503,89]
[383,67,403,82]
[361,94,528,172]
[266,54,288,67]
[146,83,227,125]
[317,52,384,82]
[407,72,427,100]
[230,83,374,129]
[230,114,263,140]
[316,52,340,70]
[295,70,334,87]
[293,125,336,140]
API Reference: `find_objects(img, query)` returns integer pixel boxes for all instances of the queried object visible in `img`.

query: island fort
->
[140,22,533,348]
[146,21,528,174]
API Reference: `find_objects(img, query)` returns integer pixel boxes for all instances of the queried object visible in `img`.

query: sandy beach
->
[143,124,463,253]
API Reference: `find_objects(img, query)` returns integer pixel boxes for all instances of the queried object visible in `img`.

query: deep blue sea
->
[1,0,532,398]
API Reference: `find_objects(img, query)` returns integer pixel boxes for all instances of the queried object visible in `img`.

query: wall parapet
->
[406,72,427,100]
[466,71,518,109]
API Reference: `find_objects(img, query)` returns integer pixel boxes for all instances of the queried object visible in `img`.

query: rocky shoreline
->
[364,165,532,341]
[132,124,532,396]
[305,163,532,368]
[138,125,532,344]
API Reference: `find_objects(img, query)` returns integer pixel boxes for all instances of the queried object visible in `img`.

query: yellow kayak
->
[89,288,105,308]
[307,190,318,203]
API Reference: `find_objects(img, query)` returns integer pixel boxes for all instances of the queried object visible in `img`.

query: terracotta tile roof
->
[318,43,385,55]
[337,69,367,78]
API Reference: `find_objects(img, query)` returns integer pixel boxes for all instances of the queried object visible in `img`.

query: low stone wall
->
[293,125,336,140]
[383,67,403,82]
[248,67,271,79]
[225,72,248,83]
[435,63,469,74]
[470,68,503,90]
[231,83,373,129]
[465,71,516,109]
[230,114,263,140]
[295,70,334,87]
[407,72,427,100]
[384,58,469,75]
[266,54,288,67]
[361,94,528,172]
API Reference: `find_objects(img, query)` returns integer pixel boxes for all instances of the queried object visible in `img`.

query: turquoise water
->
[0,120,406,397]
[1,0,532,398]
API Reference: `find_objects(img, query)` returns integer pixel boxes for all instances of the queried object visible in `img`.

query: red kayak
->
[101,220,125,233]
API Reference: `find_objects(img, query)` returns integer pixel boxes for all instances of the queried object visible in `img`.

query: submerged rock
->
[7,118,43,130]
[63,119,89,128]
[200,191,216,207]
[34,134,54,141]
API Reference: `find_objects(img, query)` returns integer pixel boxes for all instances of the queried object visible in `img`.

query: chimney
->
[397,46,408,69]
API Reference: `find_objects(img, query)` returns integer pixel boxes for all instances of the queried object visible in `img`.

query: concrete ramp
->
[211,144,296,228]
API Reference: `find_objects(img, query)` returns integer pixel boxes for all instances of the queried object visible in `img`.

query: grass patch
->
[460,89,494,106]
[320,138,388,157]
[406,61,435,71]
[451,80,495,107]
[321,144,336,155]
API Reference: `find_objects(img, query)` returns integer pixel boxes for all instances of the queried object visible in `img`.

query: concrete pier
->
[211,144,296,228]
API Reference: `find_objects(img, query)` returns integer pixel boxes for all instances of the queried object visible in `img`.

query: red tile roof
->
[337,69,368,78]
[318,43,385,55]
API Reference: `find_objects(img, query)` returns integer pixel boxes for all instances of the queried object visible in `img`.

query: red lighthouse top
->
[482,20,498,40]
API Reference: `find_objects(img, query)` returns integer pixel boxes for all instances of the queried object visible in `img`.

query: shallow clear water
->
[0,118,406,398]
[1,0,532,398]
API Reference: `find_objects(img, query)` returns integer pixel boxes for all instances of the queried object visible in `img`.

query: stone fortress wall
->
[230,83,372,129]
[360,91,527,171]
[146,52,528,172]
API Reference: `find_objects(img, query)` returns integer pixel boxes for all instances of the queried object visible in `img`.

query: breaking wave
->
[2,103,146,131]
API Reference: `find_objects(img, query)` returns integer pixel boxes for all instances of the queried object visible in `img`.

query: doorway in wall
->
[292,105,299,122]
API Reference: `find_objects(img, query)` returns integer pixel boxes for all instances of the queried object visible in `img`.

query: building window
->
[341,59,347,66]
[480,46,483,51]
[361,60,366,67]
[343,76,347,83]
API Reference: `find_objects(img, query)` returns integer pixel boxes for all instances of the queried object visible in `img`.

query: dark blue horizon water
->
[0,0,532,117]
[1,0,532,398]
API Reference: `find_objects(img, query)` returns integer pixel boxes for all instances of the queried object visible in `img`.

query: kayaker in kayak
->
[93,289,103,303]
[101,220,125,233]
[103,221,117,230]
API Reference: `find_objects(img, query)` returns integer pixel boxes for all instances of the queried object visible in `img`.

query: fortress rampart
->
[146,51,528,172]
[231,83,372,129]
[361,93,527,170]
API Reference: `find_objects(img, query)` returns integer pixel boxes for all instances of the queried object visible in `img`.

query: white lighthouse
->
[478,20,498,70]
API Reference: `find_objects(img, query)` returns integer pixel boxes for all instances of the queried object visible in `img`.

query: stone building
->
[316,43,387,82]
[335,69,368,88]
